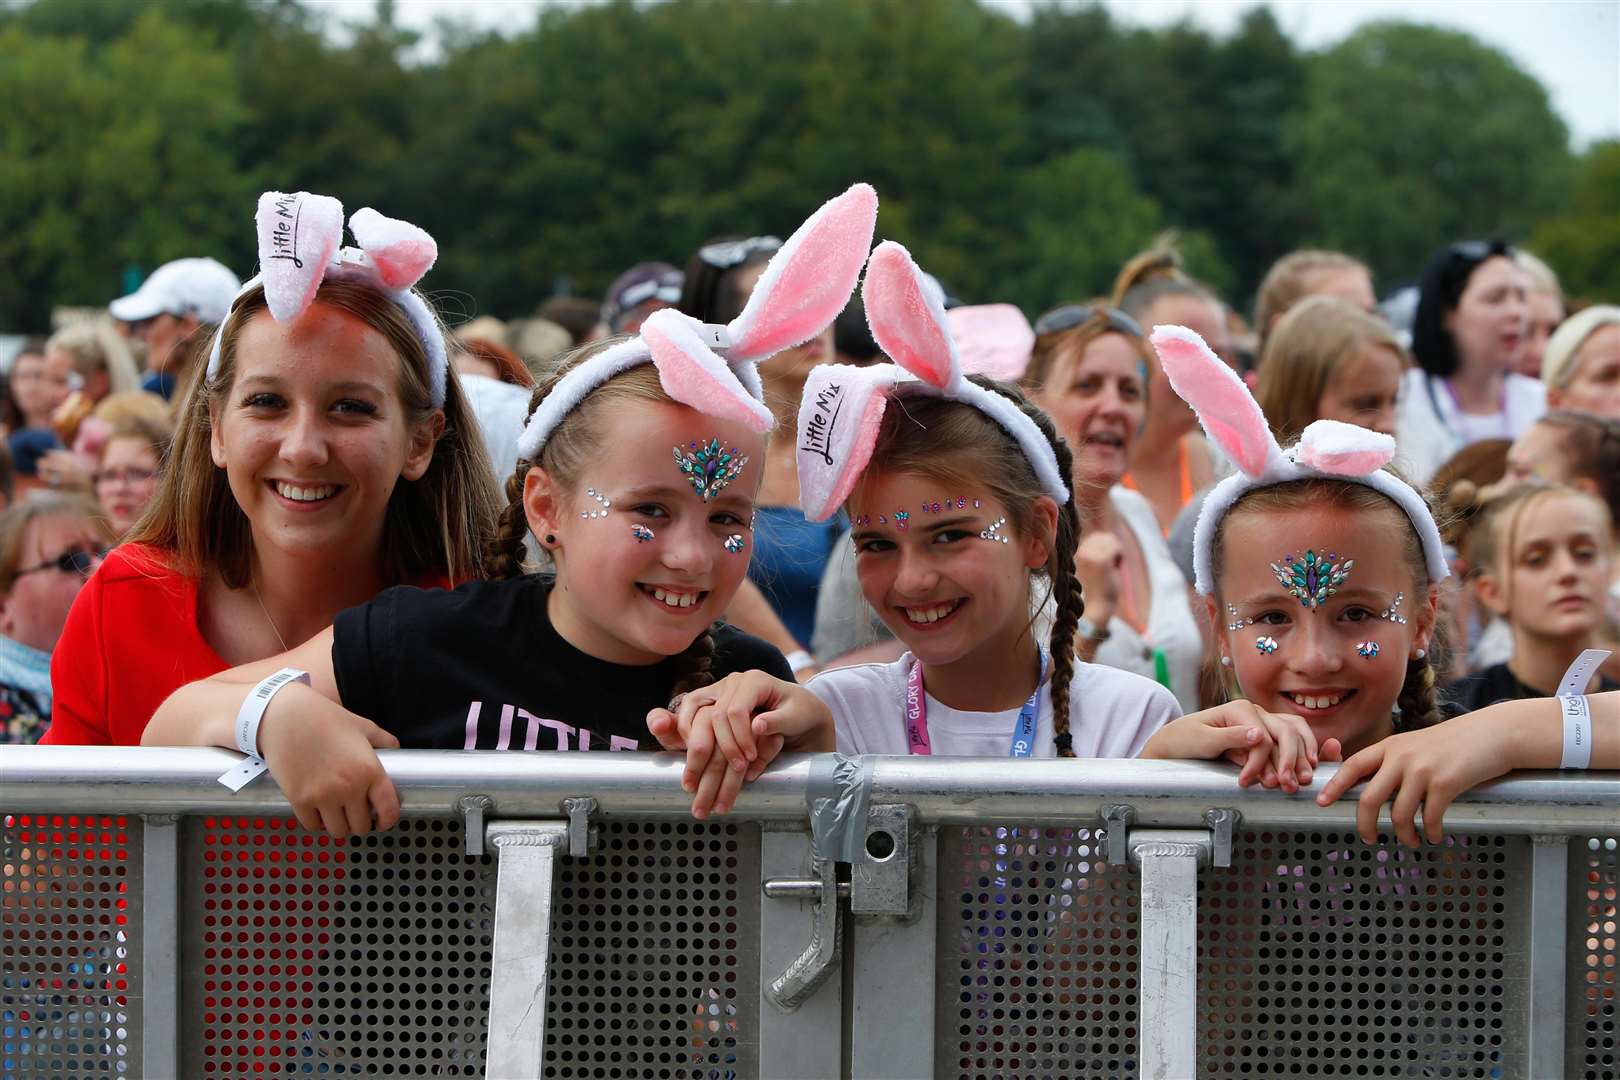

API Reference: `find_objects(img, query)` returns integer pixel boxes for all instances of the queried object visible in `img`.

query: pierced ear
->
[401,410,445,482]
[522,466,563,547]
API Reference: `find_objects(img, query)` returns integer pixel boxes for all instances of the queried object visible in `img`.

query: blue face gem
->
[894,511,910,530]
[1357,641,1380,659]
[631,524,654,543]
[1255,636,1279,655]
[1269,549,1354,611]
[723,534,744,555]
[673,438,750,501]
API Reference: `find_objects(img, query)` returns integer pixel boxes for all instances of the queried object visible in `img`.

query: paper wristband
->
[1556,649,1610,771]
[217,668,312,792]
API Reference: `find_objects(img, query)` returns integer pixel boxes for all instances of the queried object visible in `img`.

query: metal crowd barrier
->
[2,746,1616,1079]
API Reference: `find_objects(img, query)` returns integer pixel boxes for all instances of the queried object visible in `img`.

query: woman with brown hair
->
[43,192,500,746]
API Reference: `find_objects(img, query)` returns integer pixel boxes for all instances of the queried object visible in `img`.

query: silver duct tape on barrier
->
[3,746,1617,833]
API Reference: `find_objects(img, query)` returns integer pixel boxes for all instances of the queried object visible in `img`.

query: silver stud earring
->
[1220,655,1233,669]
[1415,648,1426,661]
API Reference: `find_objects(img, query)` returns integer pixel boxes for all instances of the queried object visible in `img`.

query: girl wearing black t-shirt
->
[142,184,877,838]
[1444,482,1618,716]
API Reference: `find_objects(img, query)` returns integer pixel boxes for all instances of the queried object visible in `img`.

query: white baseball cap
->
[109,257,241,325]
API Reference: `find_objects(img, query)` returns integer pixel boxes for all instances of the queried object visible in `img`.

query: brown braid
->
[1013,398,1084,758]
[1395,656,1440,732]
[670,625,719,699]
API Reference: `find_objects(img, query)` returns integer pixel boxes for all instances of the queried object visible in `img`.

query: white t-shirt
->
[1395,370,1546,488]
[1091,487,1205,714]
[809,652,1181,757]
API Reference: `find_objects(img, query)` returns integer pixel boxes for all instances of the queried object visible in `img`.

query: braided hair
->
[486,341,723,705]
[851,377,1084,756]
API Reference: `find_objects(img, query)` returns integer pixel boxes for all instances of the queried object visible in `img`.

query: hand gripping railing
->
[2,745,1617,1078]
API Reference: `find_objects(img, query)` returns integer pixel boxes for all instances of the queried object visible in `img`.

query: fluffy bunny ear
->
[1294,419,1396,476]
[256,191,344,322]
[949,303,1034,381]
[725,183,879,363]
[863,241,960,390]
[641,309,774,433]
[349,207,438,291]
[796,362,902,522]
[1150,325,1280,478]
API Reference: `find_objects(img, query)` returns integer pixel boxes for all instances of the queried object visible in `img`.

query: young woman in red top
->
[43,192,500,745]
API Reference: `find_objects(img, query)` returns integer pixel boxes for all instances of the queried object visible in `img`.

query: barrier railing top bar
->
[4,746,1617,833]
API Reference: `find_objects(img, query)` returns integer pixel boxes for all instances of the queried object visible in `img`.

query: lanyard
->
[1428,375,1512,441]
[904,649,1047,757]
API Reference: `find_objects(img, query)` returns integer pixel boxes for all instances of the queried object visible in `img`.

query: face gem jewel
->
[1225,604,1256,632]
[723,534,745,555]
[1255,636,1279,655]
[855,515,871,527]
[673,438,750,501]
[1357,641,1380,659]
[1269,549,1353,611]
[631,524,654,543]
[972,499,981,509]
[1379,591,1408,624]
[894,510,910,530]
[878,515,887,524]
[979,516,1009,544]
[956,497,967,509]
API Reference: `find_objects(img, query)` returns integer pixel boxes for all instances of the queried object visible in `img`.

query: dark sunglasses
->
[1033,304,1144,339]
[16,545,111,579]
[698,235,782,270]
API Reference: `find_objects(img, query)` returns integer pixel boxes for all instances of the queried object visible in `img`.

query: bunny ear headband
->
[796,241,1069,522]
[1148,325,1449,595]
[206,192,448,406]
[515,183,879,462]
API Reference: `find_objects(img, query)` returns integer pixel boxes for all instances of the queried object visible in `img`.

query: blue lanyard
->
[904,649,1047,757]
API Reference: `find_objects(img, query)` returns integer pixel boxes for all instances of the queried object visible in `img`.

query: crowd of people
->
[3,183,1613,843]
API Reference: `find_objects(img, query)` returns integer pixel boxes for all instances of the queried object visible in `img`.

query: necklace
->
[252,580,290,653]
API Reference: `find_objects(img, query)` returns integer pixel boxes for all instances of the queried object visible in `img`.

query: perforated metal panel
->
[1,812,139,1079]
[1571,835,1618,1080]
[1199,830,1528,1077]
[936,825,1139,1078]
[180,815,493,1076]
[543,819,760,1079]
[936,825,1533,1078]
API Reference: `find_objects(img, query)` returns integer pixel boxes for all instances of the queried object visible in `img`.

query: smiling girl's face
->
[848,469,1051,670]
[528,398,765,665]
[1215,501,1436,756]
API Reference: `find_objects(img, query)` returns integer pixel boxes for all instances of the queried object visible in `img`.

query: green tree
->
[1532,140,1620,303]
[0,8,252,330]
[1290,21,1574,288]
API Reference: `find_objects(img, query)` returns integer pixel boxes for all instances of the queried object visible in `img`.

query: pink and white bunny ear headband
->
[1148,325,1449,596]
[515,182,879,462]
[206,192,448,406]
[796,241,1069,521]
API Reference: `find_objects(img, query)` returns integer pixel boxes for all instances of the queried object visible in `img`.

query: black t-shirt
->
[332,575,793,750]
[1442,662,1619,719]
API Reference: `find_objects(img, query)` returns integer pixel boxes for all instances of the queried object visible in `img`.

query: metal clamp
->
[457,794,493,856]
[1100,803,1136,865]
[851,803,914,916]
[1203,808,1240,868]
[763,855,842,1012]
[560,796,597,857]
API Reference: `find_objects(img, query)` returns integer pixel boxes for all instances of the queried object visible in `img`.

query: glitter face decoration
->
[1379,592,1408,624]
[856,515,871,527]
[1255,636,1278,655]
[723,534,745,555]
[894,510,910,531]
[1226,604,1257,633]
[631,524,654,543]
[581,487,611,519]
[1270,549,1353,611]
[980,517,1009,544]
[673,438,749,502]
[1357,641,1380,659]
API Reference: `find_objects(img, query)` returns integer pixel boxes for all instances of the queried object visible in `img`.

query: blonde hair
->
[1516,250,1562,301]
[44,322,140,398]
[92,390,172,428]
[125,280,499,588]
[0,492,113,594]
[1463,481,1612,586]
[1541,305,1620,390]
[1254,296,1407,445]
[1252,250,1370,355]
[1213,478,1441,730]
[1110,240,1218,323]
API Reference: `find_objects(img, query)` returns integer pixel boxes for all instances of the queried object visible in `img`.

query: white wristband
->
[785,649,815,675]
[217,667,312,791]
[1555,649,1610,771]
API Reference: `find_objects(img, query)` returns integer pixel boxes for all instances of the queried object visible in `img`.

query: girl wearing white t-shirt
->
[650,242,1180,813]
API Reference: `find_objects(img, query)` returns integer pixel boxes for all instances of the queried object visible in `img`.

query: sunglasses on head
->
[1033,304,1144,339]
[698,236,782,270]
[17,545,111,579]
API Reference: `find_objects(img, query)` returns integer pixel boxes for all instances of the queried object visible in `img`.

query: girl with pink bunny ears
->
[650,241,1182,818]
[144,184,877,839]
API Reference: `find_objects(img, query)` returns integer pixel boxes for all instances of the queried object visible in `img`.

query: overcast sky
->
[313,0,1619,148]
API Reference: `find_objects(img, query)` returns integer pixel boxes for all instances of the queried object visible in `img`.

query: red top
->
[42,543,451,746]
